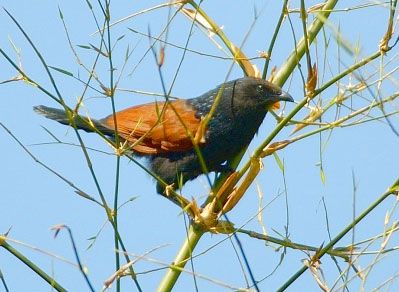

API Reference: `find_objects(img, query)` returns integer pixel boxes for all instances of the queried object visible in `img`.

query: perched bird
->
[34,77,293,194]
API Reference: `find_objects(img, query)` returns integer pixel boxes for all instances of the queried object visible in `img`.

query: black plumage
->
[34,77,293,193]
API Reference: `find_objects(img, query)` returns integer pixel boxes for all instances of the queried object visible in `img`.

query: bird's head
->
[230,77,293,110]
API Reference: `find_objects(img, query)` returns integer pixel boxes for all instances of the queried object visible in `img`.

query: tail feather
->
[33,105,112,134]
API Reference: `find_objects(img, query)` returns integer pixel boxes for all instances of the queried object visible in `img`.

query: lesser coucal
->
[34,77,293,193]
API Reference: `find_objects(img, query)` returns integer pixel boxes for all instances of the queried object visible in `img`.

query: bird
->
[34,77,293,194]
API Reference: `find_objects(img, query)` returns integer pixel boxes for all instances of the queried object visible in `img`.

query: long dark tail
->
[34,105,112,134]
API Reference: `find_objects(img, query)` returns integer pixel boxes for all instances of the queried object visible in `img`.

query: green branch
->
[0,236,67,292]
[277,177,399,291]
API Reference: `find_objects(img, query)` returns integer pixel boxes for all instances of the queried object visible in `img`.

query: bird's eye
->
[256,85,264,94]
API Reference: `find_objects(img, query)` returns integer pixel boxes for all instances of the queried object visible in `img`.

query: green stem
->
[313,51,381,96]
[157,225,204,292]
[262,0,289,78]
[237,229,350,259]
[114,157,121,292]
[0,238,67,292]
[103,2,123,291]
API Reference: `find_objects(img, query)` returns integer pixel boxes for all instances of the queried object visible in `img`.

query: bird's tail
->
[33,105,112,134]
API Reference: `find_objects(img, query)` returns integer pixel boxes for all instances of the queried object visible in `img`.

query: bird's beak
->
[278,90,294,102]
[267,90,294,106]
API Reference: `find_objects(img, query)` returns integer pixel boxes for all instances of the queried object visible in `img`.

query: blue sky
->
[1,1,399,291]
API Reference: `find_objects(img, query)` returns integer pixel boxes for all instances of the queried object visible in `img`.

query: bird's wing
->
[100,100,202,154]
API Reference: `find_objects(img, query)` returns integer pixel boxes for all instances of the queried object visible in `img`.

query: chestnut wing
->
[100,100,201,154]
